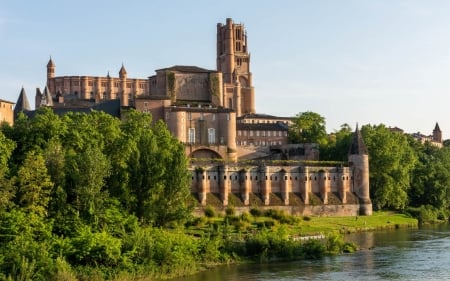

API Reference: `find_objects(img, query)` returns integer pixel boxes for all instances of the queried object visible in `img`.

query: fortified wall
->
[190,127,373,216]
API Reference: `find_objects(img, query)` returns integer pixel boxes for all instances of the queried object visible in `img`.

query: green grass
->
[295,211,418,235]
[187,211,418,238]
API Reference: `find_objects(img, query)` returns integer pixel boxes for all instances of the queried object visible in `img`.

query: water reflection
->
[173,224,450,281]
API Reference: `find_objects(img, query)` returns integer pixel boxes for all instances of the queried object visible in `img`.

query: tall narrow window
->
[188,128,195,144]
[208,128,215,144]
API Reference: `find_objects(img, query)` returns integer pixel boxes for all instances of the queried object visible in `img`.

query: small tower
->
[433,122,442,144]
[348,125,372,215]
[14,87,31,119]
[119,64,127,79]
[119,64,128,106]
[47,57,55,79]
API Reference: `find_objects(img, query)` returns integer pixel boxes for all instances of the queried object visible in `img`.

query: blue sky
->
[1,1,450,138]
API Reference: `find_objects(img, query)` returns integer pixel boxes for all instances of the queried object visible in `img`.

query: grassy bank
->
[187,209,418,238]
[296,211,418,235]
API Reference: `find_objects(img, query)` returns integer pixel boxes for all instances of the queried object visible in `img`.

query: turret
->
[433,122,442,143]
[119,64,127,79]
[348,125,372,215]
[47,57,55,79]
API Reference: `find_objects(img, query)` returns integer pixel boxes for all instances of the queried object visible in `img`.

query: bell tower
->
[47,57,55,80]
[217,18,255,116]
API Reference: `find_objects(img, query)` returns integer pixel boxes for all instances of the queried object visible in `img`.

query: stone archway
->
[189,148,223,160]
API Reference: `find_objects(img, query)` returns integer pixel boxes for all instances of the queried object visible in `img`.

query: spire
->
[14,87,31,114]
[434,122,441,132]
[47,56,55,68]
[41,86,54,107]
[433,122,443,143]
[119,63,127,78]
[348,124,368,155]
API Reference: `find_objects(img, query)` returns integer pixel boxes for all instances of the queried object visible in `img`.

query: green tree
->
[128,119,193,226]
[106,110,153,211]
[410,143,450,210]
[289,111,328,146]
[65,145,111,225]
[0,130,16,211]
[321,123,353,161]
[361,124,417,210]
[15,151,54,217]
[149,121,194,226]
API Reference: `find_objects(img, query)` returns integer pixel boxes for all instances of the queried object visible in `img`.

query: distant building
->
[0,98,14,126]
[411,123,443,148]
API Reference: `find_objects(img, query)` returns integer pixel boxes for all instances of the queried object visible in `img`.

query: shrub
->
[225,206,235,216]
[301,239,326,259]
[204,206,216,218]
[250,208,263,217]
[240,212,252,223]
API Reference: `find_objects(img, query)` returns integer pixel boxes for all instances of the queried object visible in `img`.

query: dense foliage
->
[0,109,197,280]
[0,108,448,279]
[290,111,450,221]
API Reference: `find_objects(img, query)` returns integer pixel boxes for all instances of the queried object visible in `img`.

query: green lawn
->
[188,211,418,238]
[295,211,418,235]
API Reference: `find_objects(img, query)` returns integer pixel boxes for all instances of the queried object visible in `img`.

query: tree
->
[65,145,111,225]
[128,119,193,226]
[409,143,450,210]
[289,111,328,146]
[148,121,193,226]
[15,150,54,217]
[106,110,153,210]
[321,123,353,161]
[361,124,417,210]
[0,130,16,211]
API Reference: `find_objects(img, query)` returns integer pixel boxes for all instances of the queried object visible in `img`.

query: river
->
[172,224,450,281]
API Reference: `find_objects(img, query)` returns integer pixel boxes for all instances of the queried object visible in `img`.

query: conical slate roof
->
[348,125,368,155]
[14,87,31,114]
[434,122,441,132]
[119,64,127,77]
[42,86,54,107]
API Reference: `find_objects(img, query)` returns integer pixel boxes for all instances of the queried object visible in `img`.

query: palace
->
[12,18,372,215]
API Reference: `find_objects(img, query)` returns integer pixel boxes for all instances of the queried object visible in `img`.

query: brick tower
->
[217,18,255,116]
[348,125,372,215]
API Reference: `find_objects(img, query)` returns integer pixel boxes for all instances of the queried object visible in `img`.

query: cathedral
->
[16,18,306,162]
[12,18,372,215]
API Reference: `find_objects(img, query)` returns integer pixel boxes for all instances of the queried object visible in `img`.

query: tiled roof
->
[0,98,15,104]
[237,113,294,120]
[237,122,289,131]
[156,65,215,73]
[348,126,368,155]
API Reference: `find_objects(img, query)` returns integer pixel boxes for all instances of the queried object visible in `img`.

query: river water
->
[173,224,450,281]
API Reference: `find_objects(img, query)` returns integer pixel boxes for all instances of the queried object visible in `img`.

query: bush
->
[250,208,263,217]
[225,206,235,216]
[204,206,216,218]
[301,239,326,259]
[240,212,252,223]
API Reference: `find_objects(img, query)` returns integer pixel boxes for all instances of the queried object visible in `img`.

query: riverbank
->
[164,210,418,280]
[296,211,418,235]
[71,211,419,280]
